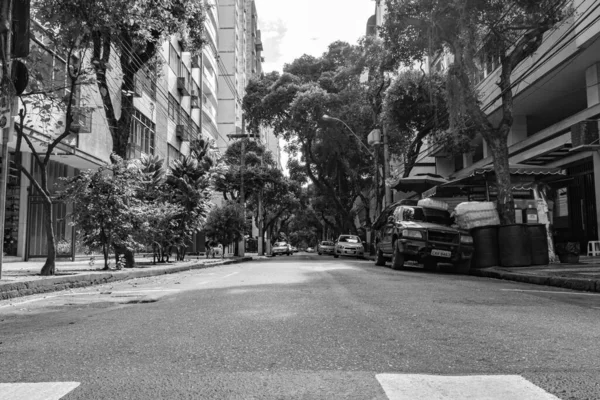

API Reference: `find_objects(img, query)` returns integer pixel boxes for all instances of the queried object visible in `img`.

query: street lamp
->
[321,114,373,156]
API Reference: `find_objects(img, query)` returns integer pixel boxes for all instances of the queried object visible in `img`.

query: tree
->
[382,70,447,178]
[204,202,245,258]
[34,0,208,158]
[244,42,378,235]
[60,159,150,270]
[381,0,569,223]
[6,21,95,275]
[165,153,213,260]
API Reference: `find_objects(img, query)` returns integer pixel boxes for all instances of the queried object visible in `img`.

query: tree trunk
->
[487,135,515,225]
[40,200,56,276]
[102,243,110,270]
[114,71,135,158]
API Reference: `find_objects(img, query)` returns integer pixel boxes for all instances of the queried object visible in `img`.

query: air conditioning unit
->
[70,107,92,134]
[177,77,190,96]
[571,120,599,149]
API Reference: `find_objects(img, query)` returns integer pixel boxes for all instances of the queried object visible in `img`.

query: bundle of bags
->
[453,202,500,230]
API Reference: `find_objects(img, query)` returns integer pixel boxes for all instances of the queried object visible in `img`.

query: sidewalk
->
[470,255,600,292]
[364,254,600,293]
[0,254,266,301]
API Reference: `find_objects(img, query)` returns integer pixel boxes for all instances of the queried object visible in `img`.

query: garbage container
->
[527,223,549,265]
[471,225,499,268]
[498,224,531,267]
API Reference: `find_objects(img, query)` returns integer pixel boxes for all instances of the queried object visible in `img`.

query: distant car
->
[291,246,298,253]
[272,241,292,256]
[318,241,335,255]
[306,247,315,253]
[334,235,365,259]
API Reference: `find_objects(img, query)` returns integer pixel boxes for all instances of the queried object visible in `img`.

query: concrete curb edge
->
[469,268,600,293]
[0,257,254,301]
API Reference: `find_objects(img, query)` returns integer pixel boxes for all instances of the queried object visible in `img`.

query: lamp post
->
[322,114,374,157]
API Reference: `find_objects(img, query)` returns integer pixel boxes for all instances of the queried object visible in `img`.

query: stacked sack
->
[453,202,500,230]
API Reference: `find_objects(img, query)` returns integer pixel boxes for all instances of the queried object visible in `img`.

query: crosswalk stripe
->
[0,382,80,400]
[376,374,560,400]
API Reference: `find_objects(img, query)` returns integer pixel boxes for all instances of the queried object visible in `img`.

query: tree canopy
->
[381,0,569,223]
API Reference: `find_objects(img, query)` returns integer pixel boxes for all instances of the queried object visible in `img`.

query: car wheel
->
[333,254,339,258]
[391,242,404,270]
[318,252,322,255]
[287,252,291,256]
[423,259,437,271]
[375,248,386,266]
[452,258,472,274]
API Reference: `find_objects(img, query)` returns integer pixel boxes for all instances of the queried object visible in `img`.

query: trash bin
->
[471,225,499,268]
[527,224,549,265]
[498,224,532,267]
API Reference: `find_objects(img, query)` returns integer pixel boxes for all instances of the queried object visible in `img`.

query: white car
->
[334,235,365,258]
[272,241,292,256]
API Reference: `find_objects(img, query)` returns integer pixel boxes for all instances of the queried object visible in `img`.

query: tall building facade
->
[217,0,247,148]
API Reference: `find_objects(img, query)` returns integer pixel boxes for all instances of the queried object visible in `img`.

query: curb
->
[0,257,254,301]
[469,268,600,293]
[364,255,599,293]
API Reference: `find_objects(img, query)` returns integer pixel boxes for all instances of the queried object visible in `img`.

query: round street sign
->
[0,116,7,128]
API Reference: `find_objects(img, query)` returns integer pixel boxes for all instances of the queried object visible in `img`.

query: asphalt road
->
[0,253,599,399]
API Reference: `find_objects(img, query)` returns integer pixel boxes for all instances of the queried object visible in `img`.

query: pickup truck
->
[373,200,474,273]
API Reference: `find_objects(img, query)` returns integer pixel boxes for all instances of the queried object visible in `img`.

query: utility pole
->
[382,124,392,207]
[257,150,264,256]
[0,0,15,279]
[238,137,245,256]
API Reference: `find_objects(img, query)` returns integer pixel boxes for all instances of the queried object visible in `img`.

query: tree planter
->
[555,242,580,264]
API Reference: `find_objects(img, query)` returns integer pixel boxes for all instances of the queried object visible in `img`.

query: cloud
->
[261,19,287,71]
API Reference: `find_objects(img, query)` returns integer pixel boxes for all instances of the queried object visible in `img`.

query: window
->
[128,109,156,158]
[169,44,180,73]
[168,94,178,121]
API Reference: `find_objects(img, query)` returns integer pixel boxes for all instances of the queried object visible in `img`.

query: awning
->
[469,163,564,177]
[392,173,449,193]
[422,164,567,199]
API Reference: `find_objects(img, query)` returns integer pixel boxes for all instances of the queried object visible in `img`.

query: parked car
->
[374,199,473,272]
[334,235,365,259]
[306,247,315,253]
[272,241,292,256]
[291,246,298,253]
[318,241,335,255]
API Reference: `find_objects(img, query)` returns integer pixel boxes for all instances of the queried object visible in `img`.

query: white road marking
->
[220,272,239,279]
[501,289,600,296]
[376,374,560,400]
[0,382,80,400]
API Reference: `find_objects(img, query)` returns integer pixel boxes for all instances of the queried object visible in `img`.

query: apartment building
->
[2,10,220,260]
[373,0,600,250]
[218,0,247,148]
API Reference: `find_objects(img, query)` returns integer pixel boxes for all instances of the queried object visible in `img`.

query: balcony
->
[177,77,190,96]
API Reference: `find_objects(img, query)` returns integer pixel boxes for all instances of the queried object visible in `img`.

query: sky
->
[253,0,376,73]
[252,0,376,170]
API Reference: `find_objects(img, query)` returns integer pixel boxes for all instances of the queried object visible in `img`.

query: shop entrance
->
[554,160,597,252]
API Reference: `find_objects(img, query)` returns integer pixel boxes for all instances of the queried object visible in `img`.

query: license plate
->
[431,249,451,258]
[345,250,355,254]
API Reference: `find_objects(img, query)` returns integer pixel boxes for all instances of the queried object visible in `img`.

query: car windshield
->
[338,236,360,243]
[275,242,288,247]
[321,241,334,246]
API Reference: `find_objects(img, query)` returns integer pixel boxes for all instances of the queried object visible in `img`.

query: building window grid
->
[129,110,156,157]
